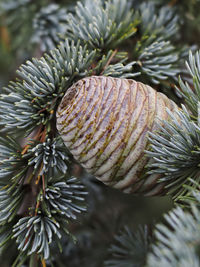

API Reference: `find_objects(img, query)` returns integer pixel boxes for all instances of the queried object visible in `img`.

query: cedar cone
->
[56,76,179,196]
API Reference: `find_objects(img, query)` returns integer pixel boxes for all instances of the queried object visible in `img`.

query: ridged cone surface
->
[57,76,179,196]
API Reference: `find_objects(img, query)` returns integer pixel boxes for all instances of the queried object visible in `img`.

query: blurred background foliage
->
[1,0,200,266]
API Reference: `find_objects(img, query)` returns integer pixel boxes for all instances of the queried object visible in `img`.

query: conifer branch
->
[0,0,198,265]
[178,50,200,117]
[134,37,179,84]
[31,4,68,52]
[147,192,200,266]
[0,40,96,135]
[105,225,152,267]
[64,0,139,49]
[138,2,179,39]
[147,106,200,199]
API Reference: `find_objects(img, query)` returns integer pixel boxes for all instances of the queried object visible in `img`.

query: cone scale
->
[57,76,178,196]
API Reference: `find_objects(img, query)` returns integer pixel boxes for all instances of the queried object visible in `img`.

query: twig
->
[100,49,118,75]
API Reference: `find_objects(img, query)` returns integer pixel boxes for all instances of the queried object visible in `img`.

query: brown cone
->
[57,76,179,196]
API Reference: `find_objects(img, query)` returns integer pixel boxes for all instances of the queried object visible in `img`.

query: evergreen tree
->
[1,0,200,266]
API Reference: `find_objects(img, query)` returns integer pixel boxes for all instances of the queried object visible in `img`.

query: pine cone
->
[57,76,179,196]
